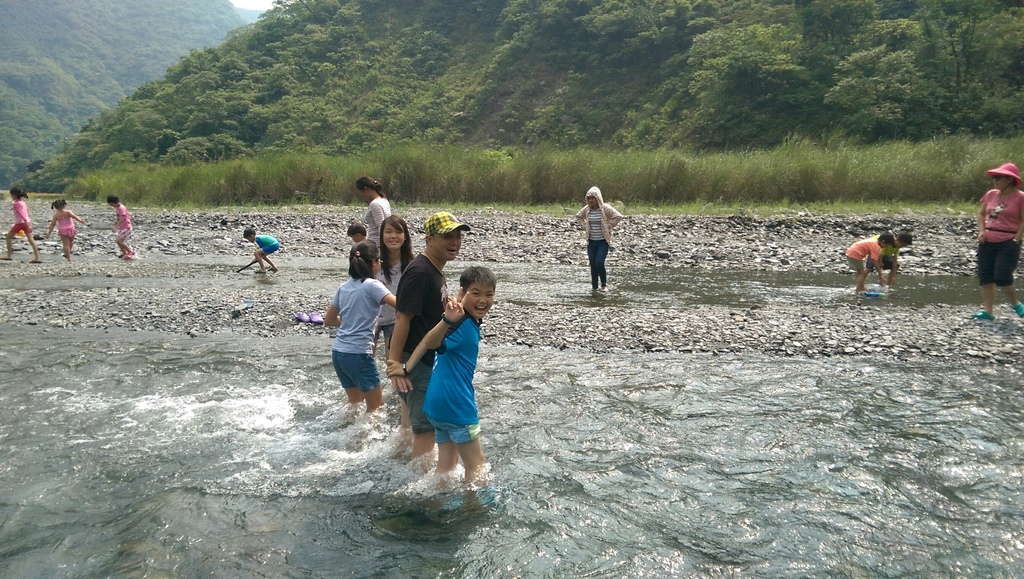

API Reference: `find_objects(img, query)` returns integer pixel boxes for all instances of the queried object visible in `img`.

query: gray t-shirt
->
[331,277,390,354]
[375,262,402,326]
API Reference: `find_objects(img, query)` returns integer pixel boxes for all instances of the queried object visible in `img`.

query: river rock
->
[1,201,1021,367]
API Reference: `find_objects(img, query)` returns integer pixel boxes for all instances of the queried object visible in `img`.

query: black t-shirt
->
[395,254,447,365]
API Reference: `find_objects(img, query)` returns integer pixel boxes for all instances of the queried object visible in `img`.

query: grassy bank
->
[66,137,1022,208]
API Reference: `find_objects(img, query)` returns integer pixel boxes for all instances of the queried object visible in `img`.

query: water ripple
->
[1,330,1023,576]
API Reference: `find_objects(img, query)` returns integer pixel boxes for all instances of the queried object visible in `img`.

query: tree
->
[685,24,811,147]
[918,0,998,89]
[825,46,941,139]
[794,0,879,47]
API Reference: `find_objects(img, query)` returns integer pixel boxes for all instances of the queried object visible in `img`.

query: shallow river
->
[1,264,1022,576]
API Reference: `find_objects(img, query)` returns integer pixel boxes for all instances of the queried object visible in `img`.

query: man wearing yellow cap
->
[388,211,471,459]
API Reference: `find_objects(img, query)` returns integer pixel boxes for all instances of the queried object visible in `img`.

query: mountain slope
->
[235,8,264,24]
[19,0,1024,192]
[0,0,245,186]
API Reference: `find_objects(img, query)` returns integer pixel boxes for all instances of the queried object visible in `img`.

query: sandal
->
[1013,302,1024,317]
[294,312,311,323]
[308,312,324,325]
[28,259,42,264]
[970,310,995,320]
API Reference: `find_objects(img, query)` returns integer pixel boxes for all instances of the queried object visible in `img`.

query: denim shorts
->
[260,243,280,255]
[428,418,481,445]
[399,355,434,435]
[331,351,380,392]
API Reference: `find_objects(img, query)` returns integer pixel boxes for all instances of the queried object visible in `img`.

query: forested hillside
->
[20,0,1024,193]
[0,0,245,186]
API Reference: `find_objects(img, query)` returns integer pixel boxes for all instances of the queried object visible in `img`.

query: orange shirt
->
[846,238,881,262]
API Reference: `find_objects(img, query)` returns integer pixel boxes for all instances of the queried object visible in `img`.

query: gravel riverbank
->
[1,200,1021,366]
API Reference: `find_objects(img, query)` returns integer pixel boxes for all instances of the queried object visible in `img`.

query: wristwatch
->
[402,363,409,376]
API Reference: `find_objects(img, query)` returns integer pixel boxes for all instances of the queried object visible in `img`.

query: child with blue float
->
[846,232,896,295]
[863,230,914,294]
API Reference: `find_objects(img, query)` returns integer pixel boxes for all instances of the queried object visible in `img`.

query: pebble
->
[0,201,1020,366]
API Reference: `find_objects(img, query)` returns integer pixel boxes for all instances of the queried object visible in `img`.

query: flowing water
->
[1,264,1022,577]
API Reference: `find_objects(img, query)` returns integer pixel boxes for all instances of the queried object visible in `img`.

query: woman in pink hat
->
[972,162,1024,320]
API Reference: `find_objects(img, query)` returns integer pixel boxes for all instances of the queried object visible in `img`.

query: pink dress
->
[58,215,76,237]
[116,204,133,240]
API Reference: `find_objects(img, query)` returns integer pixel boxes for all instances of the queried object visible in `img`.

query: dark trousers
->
[587,239,609,289]
[977,239,1021,286]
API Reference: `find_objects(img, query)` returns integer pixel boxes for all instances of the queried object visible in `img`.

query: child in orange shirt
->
[846,232,896,294]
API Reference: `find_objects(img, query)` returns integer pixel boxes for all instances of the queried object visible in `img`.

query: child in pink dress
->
[107,195,135,259]
[46,199,87,262]
[2,187,42,263]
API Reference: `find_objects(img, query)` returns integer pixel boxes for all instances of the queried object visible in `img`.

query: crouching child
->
[242,227,280,273]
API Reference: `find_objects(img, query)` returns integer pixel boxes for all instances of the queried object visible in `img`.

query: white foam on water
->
[220,394,294,432]
[397,461,495,498]
[125,391,294,436]
[39,387,113,413]
[208,400,434,497]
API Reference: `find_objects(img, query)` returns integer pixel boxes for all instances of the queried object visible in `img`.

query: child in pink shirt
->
[846,232,895,294]
[107,195,135,259]
[2,187,41,263]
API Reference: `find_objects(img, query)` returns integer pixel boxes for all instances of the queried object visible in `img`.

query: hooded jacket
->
[575,186,623,243]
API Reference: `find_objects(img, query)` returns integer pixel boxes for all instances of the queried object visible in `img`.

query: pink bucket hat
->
[986,163,1021,187]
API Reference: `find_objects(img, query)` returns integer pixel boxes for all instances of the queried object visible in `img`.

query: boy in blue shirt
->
[387,266,496,484]
[242,227,280,273]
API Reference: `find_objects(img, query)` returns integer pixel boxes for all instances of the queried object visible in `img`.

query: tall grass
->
[67,136,1024,207]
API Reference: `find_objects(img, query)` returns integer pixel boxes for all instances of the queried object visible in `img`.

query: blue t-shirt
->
[330,278,390,354]
[423,318,481,425]
[255,235,278,249]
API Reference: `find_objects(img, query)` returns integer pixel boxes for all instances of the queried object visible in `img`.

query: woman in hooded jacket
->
[575,186,623,292]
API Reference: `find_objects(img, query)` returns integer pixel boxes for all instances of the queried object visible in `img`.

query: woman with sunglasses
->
[972,162,1024,320]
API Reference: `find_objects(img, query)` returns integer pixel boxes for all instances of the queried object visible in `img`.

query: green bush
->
[65,137,1023,207]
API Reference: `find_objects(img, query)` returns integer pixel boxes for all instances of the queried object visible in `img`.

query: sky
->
[230,0,274,10]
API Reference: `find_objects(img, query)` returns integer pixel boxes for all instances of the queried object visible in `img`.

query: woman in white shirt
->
[355,176,391,245]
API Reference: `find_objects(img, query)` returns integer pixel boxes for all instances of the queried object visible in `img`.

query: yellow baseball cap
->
[424,211,471,236]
